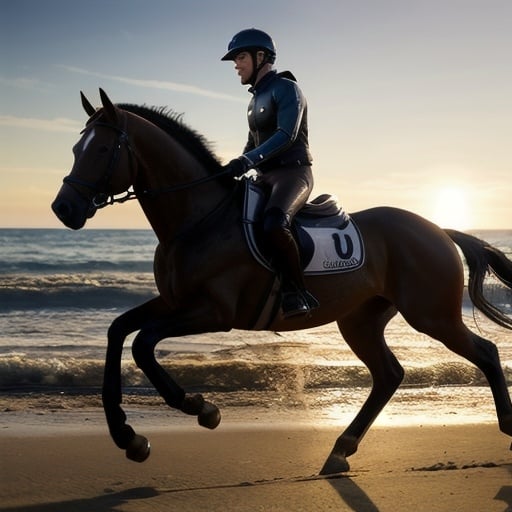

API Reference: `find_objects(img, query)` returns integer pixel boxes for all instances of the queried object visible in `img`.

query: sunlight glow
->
[431,186,471,230]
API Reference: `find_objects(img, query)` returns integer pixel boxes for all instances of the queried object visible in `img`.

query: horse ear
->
[80,91,96,117]
[99,88,118,123]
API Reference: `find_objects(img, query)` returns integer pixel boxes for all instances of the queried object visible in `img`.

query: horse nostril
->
[51,199,72,220]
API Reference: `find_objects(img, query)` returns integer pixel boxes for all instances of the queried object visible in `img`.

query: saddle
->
[242,179,365,275]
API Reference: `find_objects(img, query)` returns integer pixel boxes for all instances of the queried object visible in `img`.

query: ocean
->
[1,228,512,426]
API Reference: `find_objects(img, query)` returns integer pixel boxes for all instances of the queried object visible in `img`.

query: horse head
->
[52,89,137,229]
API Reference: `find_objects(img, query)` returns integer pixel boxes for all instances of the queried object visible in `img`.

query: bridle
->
[63,121,137,209]
[63,118,234,210]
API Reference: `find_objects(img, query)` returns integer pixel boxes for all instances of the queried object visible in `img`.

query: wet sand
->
[1,407,511,512]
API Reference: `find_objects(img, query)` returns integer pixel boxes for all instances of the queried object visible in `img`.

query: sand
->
[1,404,512,512]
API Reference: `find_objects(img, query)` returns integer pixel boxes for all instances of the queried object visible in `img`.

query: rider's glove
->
[223,156,252,177]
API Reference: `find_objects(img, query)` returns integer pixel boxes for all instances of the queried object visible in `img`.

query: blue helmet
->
[221,28,276,62]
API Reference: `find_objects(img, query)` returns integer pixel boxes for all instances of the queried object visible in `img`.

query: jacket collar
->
[248,70,277,94]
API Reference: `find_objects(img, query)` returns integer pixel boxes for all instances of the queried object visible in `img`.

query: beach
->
[1,403,511,512]
[1,228,511,510]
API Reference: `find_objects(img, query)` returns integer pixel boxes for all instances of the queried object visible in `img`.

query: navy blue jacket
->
[242,70,312,172]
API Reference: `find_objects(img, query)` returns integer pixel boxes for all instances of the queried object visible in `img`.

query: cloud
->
[0,77,53,91]
[59,65,245,103]
[0,115,81,133]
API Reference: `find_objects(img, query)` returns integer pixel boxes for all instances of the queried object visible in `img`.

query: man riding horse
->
[222,28,319,318]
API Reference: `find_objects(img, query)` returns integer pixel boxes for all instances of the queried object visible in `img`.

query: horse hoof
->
[319,453,350,475]
[126,434,151,463]
[198,401,221,430]
[499,414,512,437]
[182,393,205,415]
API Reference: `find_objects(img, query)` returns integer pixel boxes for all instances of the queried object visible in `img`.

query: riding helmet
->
[221,28,276,62]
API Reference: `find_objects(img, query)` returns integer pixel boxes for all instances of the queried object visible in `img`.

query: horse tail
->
[445,229,512,330]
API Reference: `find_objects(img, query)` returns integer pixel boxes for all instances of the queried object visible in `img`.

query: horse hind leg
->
[410,315,512,437]
[470,333,512,436]
[395,232,512,438]
[321,298,403,474]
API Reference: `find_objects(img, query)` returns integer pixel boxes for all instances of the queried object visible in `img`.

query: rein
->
[140,167,234,199]
[63,120,234,209]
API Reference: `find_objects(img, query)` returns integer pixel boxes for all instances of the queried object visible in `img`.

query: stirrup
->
[303,290,320,310]
[281,289,319,319]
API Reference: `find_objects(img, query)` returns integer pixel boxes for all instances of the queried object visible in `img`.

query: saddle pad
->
[298,222,364,274]
[243,180,365,275]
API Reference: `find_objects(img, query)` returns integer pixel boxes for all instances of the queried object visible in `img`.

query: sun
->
[431,186,471,230]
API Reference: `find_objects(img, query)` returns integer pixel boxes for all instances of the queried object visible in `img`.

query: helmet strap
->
[249,50,270,86]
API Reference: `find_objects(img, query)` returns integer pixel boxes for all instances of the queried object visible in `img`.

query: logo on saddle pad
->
[243,180,364,275]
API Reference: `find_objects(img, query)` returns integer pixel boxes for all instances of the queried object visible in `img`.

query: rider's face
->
[233,51,266,85]
[233,52,253,85]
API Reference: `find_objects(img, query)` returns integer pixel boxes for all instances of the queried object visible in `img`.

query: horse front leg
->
[102,297,170,462]
[131,319,222,432]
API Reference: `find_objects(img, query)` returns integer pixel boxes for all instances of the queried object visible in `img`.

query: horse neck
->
[128,115,230,243]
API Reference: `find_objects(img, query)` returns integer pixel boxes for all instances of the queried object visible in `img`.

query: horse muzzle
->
[51,183,97,230]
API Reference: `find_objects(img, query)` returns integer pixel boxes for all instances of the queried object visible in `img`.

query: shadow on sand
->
[0,487,159,512]
[0,476,381,512]
[494,463,512,511]
[2,464,511,512]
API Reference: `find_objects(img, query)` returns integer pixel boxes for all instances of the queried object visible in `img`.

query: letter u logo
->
[332,233,354,259]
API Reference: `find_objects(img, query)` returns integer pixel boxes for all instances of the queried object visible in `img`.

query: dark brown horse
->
[52,89,512,473]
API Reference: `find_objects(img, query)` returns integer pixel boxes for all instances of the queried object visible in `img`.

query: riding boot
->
[263,208,319,318]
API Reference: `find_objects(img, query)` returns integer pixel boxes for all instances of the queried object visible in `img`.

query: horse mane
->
[117,103,223,173]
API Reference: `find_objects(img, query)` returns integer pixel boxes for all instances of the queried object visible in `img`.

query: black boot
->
[281,284,320,318]
[263,208,319,318]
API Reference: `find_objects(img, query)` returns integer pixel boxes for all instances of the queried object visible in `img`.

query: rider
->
[221,28,319,318]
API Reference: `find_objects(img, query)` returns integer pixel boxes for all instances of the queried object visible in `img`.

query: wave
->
[1,354,509,391]
[0,260,153,274]
[2,271,511,313]
[0,273,156,311]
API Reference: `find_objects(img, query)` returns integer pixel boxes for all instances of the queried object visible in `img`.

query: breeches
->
[257,165,313,286]
[257,165,314,220]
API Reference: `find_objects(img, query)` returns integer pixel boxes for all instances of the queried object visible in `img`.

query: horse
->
[52,88,512,473]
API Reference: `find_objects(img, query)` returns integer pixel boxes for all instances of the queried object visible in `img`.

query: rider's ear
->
[256,51,266,66]
[80,91,96,117]
[99,88,118,124]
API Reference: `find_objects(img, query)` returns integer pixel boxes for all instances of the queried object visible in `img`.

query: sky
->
[1,0,511,230]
